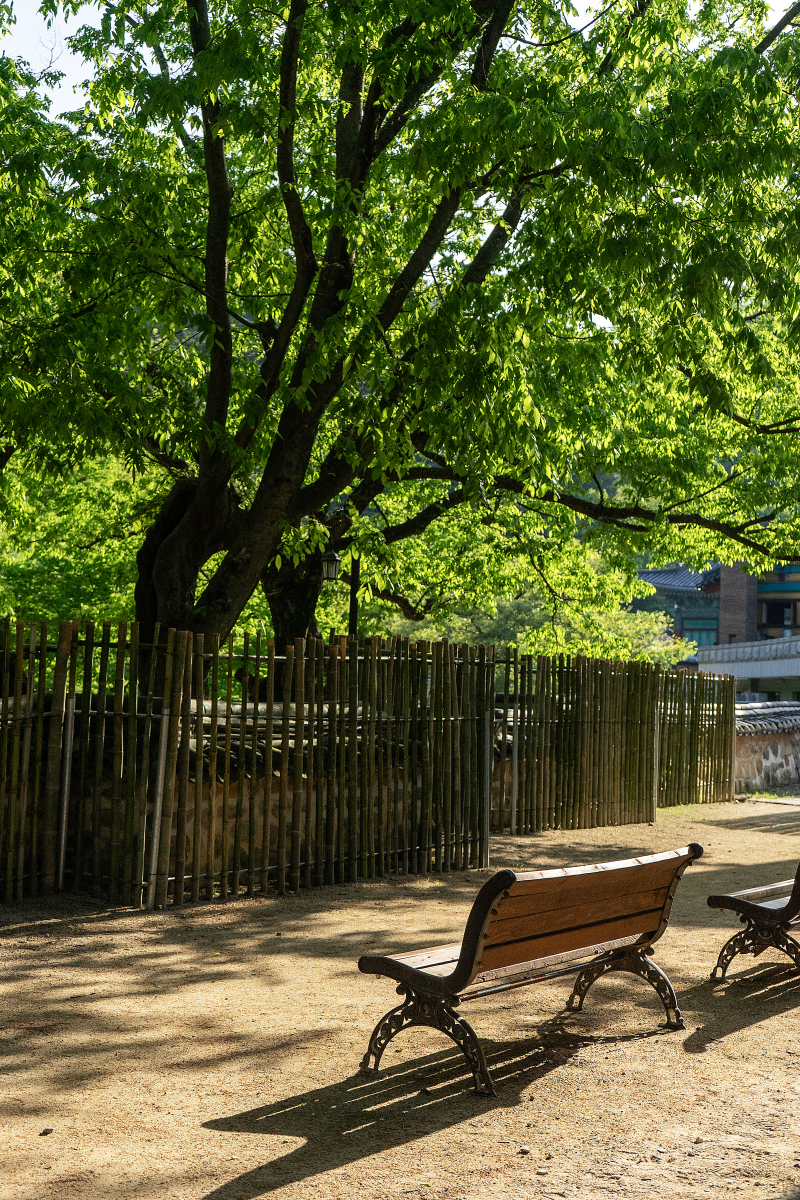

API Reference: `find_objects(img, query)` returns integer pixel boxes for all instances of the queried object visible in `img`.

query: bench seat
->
[708,864,800,979]
[359,844,702,1094]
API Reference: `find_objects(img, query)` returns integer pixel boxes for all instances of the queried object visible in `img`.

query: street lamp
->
[348,556,360,639]
[321,548,341,582]
[321,546,358,637]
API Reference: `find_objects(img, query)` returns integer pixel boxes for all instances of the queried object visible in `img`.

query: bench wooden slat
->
[477,909,661,972]
[721,880,794,903]
[392,944,461,971]
[471,933,644,986]
[501,859,682,907]
[482,886,670,946]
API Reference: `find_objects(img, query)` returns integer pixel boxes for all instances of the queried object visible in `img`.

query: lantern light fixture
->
[321,548,341,582]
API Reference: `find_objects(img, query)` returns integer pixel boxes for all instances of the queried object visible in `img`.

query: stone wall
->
[735,728,800,792]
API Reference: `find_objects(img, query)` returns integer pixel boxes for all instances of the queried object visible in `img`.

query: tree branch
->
[276,0,317,279]
[754,0,800,54]
[339,573,436,621]
[187,0,234,461]
[598,0,654,76]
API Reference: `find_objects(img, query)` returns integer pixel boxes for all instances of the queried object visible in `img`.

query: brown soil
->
[2,801,800,1200]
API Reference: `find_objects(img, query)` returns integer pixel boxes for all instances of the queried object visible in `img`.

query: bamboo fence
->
[492,655,735,832]
[0,622,735,905]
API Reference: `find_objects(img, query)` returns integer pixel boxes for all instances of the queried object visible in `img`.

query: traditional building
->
[637,561,800,699]
[633,563,758,646]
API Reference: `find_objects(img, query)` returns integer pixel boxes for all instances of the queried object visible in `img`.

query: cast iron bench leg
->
[711,917,800,981]
[359,984,496,1096]
[566,948,685,1029]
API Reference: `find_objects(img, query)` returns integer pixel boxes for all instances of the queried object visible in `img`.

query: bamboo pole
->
[337,641,348,884]
[206,634,220,901]
[5,622,24,901]
[347,637,359,882]
[277,644,294,896]
[420,642,433,872]
[377,639,389,877]
[146,630,176,911]
[42,621,72,894]
[304,639,316,889]
[430,640,441,868]
[248,632,261,898]
[498,651,510,832]
[471,647,481,863]
[122,623,140,905]
[412,648,424,873]
[442,640,453,871]
[358,641,370,879]
[314,639,325,886]
[29,621,48,897]
[191,633,205,904]
[220,635,234,901]
[325,644,338,886]
[457,643,469,867]
[107,624,126,902]
[447,645,460,869]
[400,639,411,875]
[15,623,36,902]
[596,659,607,828]
[386,638,398,875]
[0,617,10,896]
[510,648,519,834]
[480,645,492,869]
[174,634,193,906]
[290,637,305,893]
[135,622,160,908]
[153,631,189,908]
[260,639,275,893]
[233,632,249,897]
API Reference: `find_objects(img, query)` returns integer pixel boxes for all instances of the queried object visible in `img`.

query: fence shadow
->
[200,1021,670,1200]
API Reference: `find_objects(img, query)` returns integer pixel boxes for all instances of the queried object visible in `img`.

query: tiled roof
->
[736,701,800,735]
[638,564,719,591]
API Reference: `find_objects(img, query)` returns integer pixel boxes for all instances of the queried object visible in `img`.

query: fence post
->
[41,621,73,894]
[652,668,661,823]
[480,648,493,870]
[56,622,80,891]
[510,648,519,835]
[146,630,176,911]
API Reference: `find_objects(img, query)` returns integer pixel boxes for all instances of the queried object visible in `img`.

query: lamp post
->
[320,547,359,637]
[348,556,360,639]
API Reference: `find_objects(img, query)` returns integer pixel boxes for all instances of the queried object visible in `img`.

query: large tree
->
[21,0,800,645]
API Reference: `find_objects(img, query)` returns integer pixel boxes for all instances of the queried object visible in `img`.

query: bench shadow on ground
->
[200,1019,669,1200]
[682,957,800,1053]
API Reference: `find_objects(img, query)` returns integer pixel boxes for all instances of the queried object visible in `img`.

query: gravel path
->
[2,801,800,1200]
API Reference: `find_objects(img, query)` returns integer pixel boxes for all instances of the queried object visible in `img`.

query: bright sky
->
[2,2,103,113]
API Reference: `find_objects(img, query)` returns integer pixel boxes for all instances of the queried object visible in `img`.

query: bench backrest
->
[454,844,703,989]
[784,861,800,921]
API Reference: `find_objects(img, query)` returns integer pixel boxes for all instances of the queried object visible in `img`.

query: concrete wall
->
[719,565,758,645]
[736,728,800,792]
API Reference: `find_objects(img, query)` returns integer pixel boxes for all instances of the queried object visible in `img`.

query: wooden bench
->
[708,862,800,980]
[358,844,703,1094]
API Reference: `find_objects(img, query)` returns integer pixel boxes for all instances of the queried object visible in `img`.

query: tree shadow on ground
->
[200,1019,671,1200]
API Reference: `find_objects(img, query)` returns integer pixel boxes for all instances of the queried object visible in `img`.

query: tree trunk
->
[134,478,245,640]
[261,556,324,652]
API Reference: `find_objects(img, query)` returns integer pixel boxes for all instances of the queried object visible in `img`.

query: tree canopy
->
[5,0,800,646]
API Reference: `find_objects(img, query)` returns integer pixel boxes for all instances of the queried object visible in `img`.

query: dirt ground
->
[3,801,800,1200]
